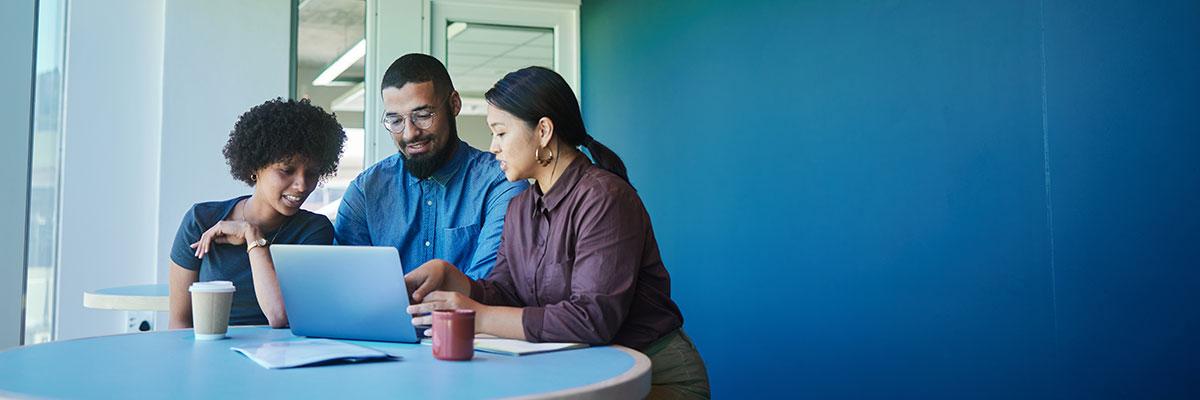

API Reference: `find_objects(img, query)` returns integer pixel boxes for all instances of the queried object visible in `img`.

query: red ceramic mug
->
[432,309,475,361]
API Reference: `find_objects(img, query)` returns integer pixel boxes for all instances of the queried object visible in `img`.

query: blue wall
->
[580,0,1198,397]
[1043,1,1200,398]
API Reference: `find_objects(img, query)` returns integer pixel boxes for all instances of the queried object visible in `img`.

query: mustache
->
[397,116,456,151]
[399,135,436,148]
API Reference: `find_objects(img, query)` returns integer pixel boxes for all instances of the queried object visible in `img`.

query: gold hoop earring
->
[535,147,554,166]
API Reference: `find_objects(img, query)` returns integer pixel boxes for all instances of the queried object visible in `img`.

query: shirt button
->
[426,200,433,206]
[424,241,431,247]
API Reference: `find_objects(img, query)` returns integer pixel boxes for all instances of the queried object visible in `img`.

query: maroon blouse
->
[469,156,683,350]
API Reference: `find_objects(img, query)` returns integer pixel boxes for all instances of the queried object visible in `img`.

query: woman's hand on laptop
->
[410,292,527,341]
[407,291,482,326]
[404,259,472,302]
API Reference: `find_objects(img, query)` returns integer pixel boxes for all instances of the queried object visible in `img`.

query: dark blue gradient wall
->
[580,1,1198,397]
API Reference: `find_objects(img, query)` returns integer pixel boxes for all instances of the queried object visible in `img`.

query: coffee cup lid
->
[189,280,235,293]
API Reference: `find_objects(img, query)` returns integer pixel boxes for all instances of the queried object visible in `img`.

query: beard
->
[400,116,459,180]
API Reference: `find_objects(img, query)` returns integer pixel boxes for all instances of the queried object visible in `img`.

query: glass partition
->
[25,0,69,345]
[446,22,554,150]
[294,0,368,219]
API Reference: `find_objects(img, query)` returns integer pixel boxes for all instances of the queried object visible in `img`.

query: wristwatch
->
[246,237,269,253]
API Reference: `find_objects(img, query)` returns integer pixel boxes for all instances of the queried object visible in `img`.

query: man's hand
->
[404,259,472,303]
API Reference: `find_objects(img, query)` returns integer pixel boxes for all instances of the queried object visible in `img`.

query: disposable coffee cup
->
[189,281,235,340]
[432,309,475,361]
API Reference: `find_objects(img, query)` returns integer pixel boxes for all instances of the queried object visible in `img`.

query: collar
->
[223,194,252,219]
[405,139,468,187]
[531,156,591,217]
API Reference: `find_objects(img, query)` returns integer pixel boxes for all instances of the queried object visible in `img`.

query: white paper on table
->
[231,339,397,369]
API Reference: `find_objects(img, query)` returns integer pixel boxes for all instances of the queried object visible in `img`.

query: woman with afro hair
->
[167,98,346,329]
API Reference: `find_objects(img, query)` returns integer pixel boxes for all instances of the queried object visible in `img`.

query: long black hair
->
[484,66,630,184]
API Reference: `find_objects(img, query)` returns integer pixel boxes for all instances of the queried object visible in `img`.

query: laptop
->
[270,244,419,343]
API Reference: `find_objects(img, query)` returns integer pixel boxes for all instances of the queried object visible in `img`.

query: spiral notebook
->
[473,337,588,356]
[231,339,398,369]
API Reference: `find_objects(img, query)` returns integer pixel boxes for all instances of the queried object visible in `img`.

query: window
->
[25,0,68,345]
[293,0,368,219]
[361,0,581,165]
[446,22,555,150]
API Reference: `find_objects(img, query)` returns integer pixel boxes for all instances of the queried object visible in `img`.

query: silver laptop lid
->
[270,244,418,343]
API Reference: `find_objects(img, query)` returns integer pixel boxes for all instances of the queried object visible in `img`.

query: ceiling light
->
[448,22,469,41]
[313,39,366,87]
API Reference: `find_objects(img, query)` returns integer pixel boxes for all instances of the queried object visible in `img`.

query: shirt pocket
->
[536,257,574,306]
[442,223,481,271]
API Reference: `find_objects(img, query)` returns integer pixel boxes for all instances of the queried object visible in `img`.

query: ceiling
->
[297,0,366,80]
[297,1,557,112]
[446,22,554,96]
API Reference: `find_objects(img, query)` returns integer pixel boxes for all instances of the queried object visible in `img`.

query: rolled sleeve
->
[522,306,547,341]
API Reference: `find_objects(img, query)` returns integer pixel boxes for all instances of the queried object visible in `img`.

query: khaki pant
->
[644,329,711,399]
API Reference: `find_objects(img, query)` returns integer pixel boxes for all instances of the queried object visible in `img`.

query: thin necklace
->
[241,197,292,242]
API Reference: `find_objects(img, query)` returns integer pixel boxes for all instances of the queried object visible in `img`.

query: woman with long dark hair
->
[405,67,710,398]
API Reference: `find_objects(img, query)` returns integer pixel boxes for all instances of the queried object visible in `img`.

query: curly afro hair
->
[223,98,346,186]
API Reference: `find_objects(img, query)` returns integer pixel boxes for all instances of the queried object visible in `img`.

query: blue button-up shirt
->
[334,141,528,279]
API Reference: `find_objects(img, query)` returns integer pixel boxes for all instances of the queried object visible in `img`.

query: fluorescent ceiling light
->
[313,39,366,87]
[448,22,469,40]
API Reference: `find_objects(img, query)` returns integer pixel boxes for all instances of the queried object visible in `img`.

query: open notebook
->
[231,339,398,369]
[421,334,588,356]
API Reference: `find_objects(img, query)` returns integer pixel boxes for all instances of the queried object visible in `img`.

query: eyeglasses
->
[381,109,437,134]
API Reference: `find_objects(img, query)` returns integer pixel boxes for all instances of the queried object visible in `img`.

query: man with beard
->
[334,54,528,279]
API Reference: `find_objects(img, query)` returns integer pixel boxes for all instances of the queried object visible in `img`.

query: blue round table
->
[0,327,650,399]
